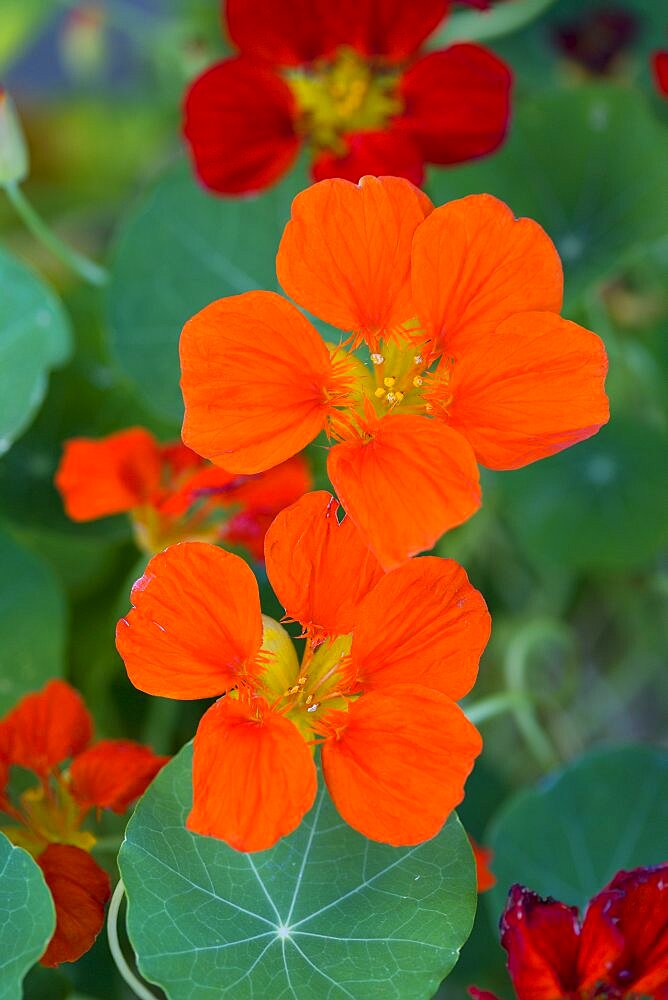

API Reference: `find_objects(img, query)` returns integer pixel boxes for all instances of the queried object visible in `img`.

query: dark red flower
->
[554,7,637,77]
[652,51,668,97]
[469,864,668,999]
[183,0,511,193]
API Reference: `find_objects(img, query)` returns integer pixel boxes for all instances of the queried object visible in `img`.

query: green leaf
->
[0,248,72,454]
[0,525,66,713]
[426,86,668,304]
[497,418,668,572]
[107,160,309,424]
[488,744,668,914]
[0,833,55,1000]
[120,744,477,999]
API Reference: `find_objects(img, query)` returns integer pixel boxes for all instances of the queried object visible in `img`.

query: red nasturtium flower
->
[55,426,310,558]
[469,835,496,893]
[183,0,511,193]
[116,490,490,852]
[0,680,168,966]
[652,51,668,97]
[180,175,610,569]
[469,864,668,1000]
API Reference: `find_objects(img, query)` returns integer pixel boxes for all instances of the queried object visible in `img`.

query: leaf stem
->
[464,691,528,725]
[2,182,108,287]
[107,879,159,1000]
[437,0,560,44]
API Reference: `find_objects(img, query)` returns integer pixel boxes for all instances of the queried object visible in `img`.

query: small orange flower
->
[180,176,609,569]
[116,491,490,852]
[0,680,168,966]
[55,426,310,558]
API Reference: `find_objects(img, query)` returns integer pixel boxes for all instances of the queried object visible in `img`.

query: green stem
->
[464,691,528,726]
[93,834,124,853]
[2,182,108,287]
[436,0,560,44]
[143,696,181,756]
[107,880,159,1000]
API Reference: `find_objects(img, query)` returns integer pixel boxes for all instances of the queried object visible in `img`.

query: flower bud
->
[0,89,29,185]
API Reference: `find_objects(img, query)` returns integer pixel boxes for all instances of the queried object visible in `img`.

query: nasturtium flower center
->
[286,47,402,154]
[3,780,95,858]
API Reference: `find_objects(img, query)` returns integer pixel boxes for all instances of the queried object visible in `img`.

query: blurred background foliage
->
[0,0,666,997]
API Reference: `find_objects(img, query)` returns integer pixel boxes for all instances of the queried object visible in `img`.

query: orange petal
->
[38,844,111,967]
[411,194,563,354]
[0,680,92,778]
[276,175,433,345]
[468,835,496,893]
[322,685,482,845]
[219,453,312,512]
[69,740,169,814]
[264,491,384,638]
[447,311,610,469]
[55,428,162,521]
[327,414,481,569]
[187,695,317,852]
[181,290,335,473]
[116,542,263,699]
[351,556,490,700]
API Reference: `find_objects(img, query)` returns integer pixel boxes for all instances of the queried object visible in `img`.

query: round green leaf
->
[427,86,668,304]
[0,248,71,455]
[120,744,477,999]
[0,525,65,713]
[497,418,668,572]
[488,744,668,915]
[0,833,56,1000]
[107,160,309,424]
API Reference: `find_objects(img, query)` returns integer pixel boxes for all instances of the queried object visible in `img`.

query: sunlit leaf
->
[0,833,55,1000]
[487,744,668,914]
[121,744,477,999]
[0,248,71,455]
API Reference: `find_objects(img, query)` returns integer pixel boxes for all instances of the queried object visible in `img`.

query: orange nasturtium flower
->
[180,175,610,569]
[55,426,310,558]
[0,680,168,966]
[116,490,491,852]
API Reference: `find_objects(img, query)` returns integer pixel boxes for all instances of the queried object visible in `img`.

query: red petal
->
[69,740,169,814]
[311,129,424,186]
[218,454,311,513]
[264,491,384,638]
[327,414,481,569]
[398,45,511,164]
[116,542,263,699]
[226,0,340,65]
[339,0,449,61]
[500,885,584,999]
[38,845,111,967]
[468,836,496,893]
[183,58,299,195]
[0,680,92,778]
[351,555,490,699]
[468,991,500,1000]
[322,684,481,845]
[55,428,162,521]
[187,695,317,851]
[598,864,668,994]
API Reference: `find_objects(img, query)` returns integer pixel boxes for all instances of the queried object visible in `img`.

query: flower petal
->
[265,491,384,638]
[276,175,432,344]
[411,194,563,354]
[38,844,111,967]
[69,740,169,814]
[219,454,312,512]
[55,428,162,521]
[397,45,511,164]
[311,129,425,186]
[116,542,263,699]
[0,680,92,778]
[181,291,335,473]
[468,836,496,893]
[226,0,340,66]
[446,311,609,469]
[187,695,317,852]
[322,684,481,845]
[327,414,481,569]
[500,885,598,1000]
[351,555,489,699]
[341,0,449,61]
[183,58,299,195]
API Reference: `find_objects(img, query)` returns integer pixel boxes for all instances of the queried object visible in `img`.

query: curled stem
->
[107,879,159,1000]
[2,182,108,287]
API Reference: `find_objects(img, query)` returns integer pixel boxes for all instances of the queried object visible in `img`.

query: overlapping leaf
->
[0,833,55,1000]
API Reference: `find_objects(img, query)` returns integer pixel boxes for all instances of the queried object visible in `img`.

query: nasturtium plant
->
[0,247,71,455]
[428,85,668,304]
[487,743,668,915]
[120,745,477,999]
[0,526,65,713]
[0,833,55,1000]
[107,160,309,423]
